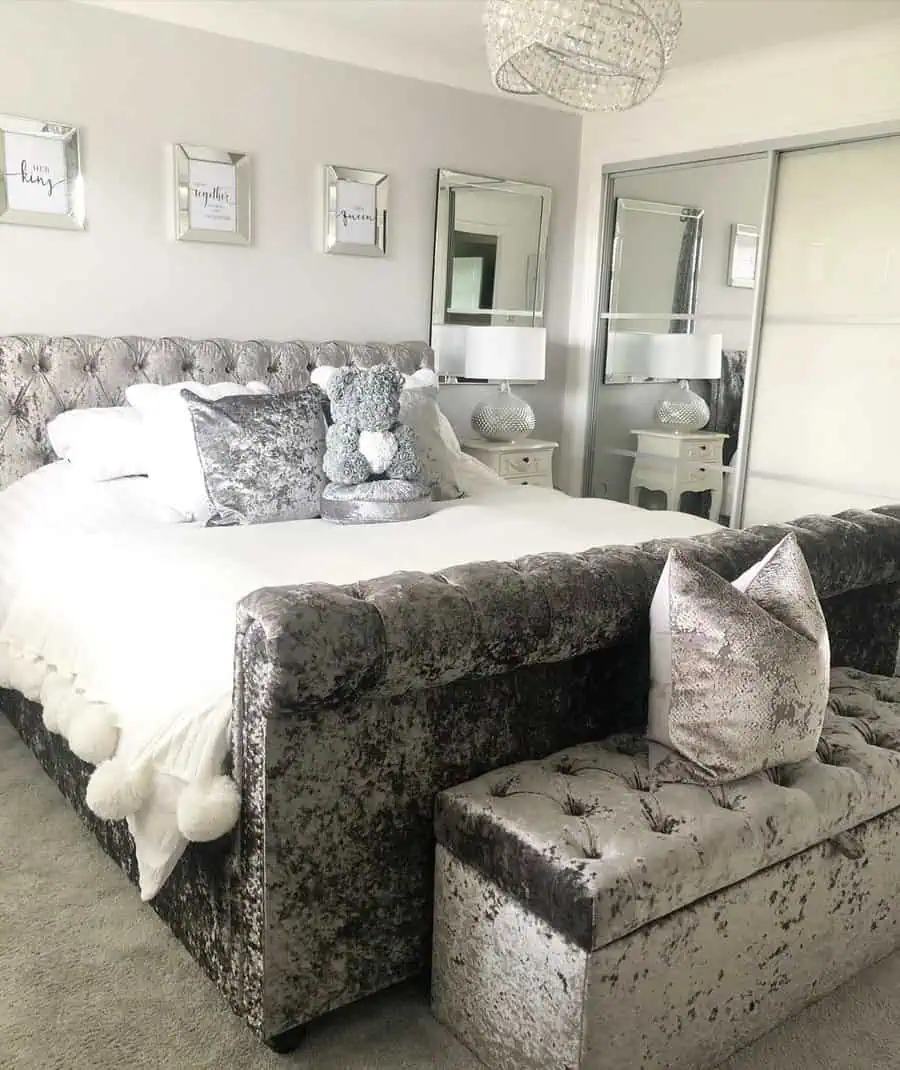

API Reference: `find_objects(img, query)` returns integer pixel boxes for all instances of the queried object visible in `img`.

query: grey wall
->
[0,0,581,443]
[588,155,769,500]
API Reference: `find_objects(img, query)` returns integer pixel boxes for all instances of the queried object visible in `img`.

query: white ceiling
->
[77,0,900,103]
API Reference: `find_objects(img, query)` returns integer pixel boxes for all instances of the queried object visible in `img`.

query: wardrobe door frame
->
[585,119,900,526]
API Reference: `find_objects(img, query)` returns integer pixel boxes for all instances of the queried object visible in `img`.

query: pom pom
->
[310,365,339,391]
[176,776,241,842]
[67,701,120,764]
[405,368,439,390]
[358,430,398,475]
[7,654,48,702]
[39,672,75,734]
[85,759,153,820]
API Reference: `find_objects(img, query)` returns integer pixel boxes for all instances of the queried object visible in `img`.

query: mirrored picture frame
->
[173,143,251,245]
[324,165,388,257]
[0,114,85,230]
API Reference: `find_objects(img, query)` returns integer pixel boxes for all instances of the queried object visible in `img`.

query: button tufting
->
[829,831,865,860]
[561,793,594,818]
[181,360,194,372]
[613,735,648,758]
[224,363,235,375]
[710,788,743,811]
[622,769,651,793]
[641,799,680,835]
[816,738,843,766]
[489,775,519,799]
[266,364,278,375]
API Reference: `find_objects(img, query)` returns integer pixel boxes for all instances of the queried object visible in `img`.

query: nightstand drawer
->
[509,474,554,489]
[682,464,720,489]
[499,450,552,478]
[684,441,717,460]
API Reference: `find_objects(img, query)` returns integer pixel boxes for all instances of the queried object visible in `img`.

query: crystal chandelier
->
[484,0,682,112]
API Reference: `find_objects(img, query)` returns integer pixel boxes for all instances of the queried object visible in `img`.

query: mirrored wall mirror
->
[430,169,551,380]
[604,198,703,383]
[585,154,770,527]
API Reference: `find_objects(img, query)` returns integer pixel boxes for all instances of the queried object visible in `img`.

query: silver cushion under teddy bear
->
[311,363,433,525]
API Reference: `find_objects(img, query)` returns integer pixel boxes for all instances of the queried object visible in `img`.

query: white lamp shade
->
[431,324,470,378]
[606,332,723,380]
[462,326,547,381]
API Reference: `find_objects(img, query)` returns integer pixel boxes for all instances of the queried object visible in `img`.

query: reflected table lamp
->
[609,332,723,432]
[464,326,547,442]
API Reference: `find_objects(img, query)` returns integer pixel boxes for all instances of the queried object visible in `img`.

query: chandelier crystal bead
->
[484,0,682,112]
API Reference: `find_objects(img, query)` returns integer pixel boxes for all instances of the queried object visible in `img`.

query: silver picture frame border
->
[324,165,388,257]
[0,114,85,231]
[173,143,252,245]
[727,222,760,288]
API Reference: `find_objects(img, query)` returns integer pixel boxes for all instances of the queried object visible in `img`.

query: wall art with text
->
[324,165,388,257]
[173,143,251,245]
[0,114,84,230]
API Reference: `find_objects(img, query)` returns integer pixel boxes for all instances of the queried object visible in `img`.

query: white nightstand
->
[460,438,557,489]
[629,429,728,521]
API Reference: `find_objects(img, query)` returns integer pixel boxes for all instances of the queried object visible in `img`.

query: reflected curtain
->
[670,212,700,333]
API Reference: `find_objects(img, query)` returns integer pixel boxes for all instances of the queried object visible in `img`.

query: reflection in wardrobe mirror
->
[606,198,703,380]
[430,169,552,381]
[585,154,770,526]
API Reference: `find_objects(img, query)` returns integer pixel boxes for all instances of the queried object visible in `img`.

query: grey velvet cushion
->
[320,479,432,524]
[184,388,327,526]
[647,533,831,785]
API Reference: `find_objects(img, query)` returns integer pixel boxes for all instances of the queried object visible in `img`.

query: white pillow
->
[47,407,146,482]
[399,382,463,501]
[125,380,269,522]
[0,462,186,536]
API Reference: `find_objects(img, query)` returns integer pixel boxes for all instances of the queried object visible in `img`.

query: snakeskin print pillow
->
[647,533,830,785]
[184,388,327,525]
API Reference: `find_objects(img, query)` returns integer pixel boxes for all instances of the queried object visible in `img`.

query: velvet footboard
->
[4,505,900,1044]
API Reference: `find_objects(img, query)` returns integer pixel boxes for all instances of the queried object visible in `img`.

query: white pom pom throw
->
[86,759,153,820]
[66,701,120,764]
[176,776,241,842]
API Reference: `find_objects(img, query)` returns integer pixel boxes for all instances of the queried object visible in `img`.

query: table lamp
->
[463,325,547,441]
[607,331,723,431]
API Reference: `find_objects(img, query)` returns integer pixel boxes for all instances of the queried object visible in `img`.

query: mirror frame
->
[601,197,704,384]
[429,169,552,380]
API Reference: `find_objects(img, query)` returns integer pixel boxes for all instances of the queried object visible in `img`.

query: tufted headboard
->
[0,335,433,489]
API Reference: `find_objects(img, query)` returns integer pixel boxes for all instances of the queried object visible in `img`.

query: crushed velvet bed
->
[2,335,900,1049]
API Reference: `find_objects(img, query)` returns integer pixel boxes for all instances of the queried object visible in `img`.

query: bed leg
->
[263,1024,307,1054]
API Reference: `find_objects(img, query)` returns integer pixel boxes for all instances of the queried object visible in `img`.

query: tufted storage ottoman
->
[432,668,900,1070]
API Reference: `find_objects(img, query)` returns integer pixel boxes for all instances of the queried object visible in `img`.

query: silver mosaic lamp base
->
[471,382,536,442]
[655,380,710,432]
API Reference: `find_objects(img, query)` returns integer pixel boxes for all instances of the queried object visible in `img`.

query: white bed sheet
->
[0,476,718,898]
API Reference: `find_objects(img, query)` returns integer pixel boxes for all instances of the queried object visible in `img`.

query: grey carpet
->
[2,717,899,1070]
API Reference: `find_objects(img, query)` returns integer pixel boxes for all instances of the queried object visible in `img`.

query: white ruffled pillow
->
[125,380,269,521]
[47,406,147,481]
[398,370,464,501]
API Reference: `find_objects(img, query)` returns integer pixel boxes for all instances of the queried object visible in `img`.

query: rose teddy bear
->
[313,363,424,486]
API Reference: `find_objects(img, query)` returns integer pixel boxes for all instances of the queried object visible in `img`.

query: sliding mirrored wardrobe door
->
[585,154,769,526]
[740,135,900,526]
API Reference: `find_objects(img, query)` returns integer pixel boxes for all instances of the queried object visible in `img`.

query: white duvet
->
[0,463,718,898]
